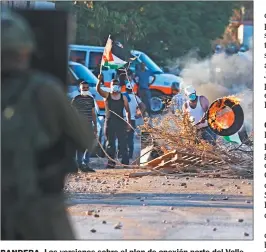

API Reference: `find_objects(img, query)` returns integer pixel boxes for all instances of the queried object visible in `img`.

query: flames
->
[208,96,240,132]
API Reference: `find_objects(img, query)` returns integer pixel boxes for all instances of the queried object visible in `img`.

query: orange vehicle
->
[69,45,183,113]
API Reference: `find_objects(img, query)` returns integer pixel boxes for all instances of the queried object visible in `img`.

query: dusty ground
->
[65,167,253,240]
[64,168,252,196]
[65,126,253,240]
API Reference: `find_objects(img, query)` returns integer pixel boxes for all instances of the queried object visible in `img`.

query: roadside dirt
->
[64,168,253,197]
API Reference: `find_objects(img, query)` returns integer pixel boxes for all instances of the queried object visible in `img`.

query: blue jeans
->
[138,88,151,116]
[76,150,90,166]
[198,127,217,146]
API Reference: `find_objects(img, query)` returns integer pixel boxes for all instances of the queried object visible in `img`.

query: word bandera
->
[1,250,39,252]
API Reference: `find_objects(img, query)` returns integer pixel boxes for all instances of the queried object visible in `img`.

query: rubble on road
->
[127,112,253,179]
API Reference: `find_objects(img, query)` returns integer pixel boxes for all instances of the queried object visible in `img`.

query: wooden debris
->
[137,113,253,179]
[144,150,177,167]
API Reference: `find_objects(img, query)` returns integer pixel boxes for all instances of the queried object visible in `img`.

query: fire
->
[208,96,240,132]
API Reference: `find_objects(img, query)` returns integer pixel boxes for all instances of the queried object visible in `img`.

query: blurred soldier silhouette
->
[1,9,96,240]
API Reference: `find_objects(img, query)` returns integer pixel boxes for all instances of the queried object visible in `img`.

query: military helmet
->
[1,9,36,52]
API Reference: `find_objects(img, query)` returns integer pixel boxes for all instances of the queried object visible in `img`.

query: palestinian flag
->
[223,125,252,145]
[101,36,127,70]
[223,133,242,144]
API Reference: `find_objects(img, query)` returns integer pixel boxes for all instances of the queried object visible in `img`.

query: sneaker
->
[79,164,96,173]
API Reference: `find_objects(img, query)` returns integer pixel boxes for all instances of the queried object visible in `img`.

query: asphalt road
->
[66,193,253,240]
[67,116,253,240]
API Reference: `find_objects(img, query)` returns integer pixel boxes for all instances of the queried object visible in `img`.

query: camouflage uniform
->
[1,10,96,240]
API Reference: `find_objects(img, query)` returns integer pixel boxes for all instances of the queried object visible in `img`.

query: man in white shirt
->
[124,82,146,158]
[170,81,186,114]
[183,86,216,145]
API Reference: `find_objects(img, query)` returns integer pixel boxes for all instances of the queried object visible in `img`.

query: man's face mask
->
[188,93,197,101]
[80,84,89,96]
[111,84,121,93]
[80,90,90,96]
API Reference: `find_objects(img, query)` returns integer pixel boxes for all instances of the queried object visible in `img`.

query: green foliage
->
[63,1,249,65]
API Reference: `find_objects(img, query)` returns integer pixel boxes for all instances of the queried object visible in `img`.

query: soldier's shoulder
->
[30,70,64,90]
[28,70,66,104]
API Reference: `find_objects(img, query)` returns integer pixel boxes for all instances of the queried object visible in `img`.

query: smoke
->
[167,49,253,131]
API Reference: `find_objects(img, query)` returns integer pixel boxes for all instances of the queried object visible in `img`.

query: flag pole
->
[100,34,111,75]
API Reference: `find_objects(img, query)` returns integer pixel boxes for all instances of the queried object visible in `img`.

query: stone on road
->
[66,193,253,240]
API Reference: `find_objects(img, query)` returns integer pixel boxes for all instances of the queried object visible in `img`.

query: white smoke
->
[167,49,253,131]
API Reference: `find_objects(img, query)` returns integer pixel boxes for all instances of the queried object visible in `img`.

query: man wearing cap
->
[170,82,186,114]
[124,82,146,159]
[183,86,216,145]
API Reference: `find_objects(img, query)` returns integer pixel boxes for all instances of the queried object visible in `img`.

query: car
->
[69,44,183,114]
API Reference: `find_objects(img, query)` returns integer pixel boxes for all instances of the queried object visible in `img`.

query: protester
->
[124,82,146,159]
[115,68,133,93]
[183,86,216,145]
[214,44,223,54]
[96,74,131,168]
[116,68,126,86]
[134,62,156,116]
[119,69,134,101]
[170,82,186,114]
[71,81,97,172]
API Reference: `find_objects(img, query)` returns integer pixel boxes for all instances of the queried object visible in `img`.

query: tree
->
[70,1,243,65]
[71,1,146,47]
[213,1,253,48]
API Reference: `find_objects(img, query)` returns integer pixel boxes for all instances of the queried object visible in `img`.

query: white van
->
[69,44,182,113]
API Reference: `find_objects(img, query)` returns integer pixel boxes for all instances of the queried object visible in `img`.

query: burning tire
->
[206,97,244,136]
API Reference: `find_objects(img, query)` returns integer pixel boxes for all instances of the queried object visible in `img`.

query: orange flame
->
[208,96,240,132]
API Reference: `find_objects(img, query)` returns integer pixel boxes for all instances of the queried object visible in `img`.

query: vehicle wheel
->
[207,98,244,136]
[150,90,168,114]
